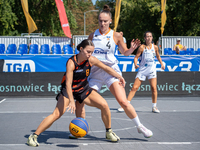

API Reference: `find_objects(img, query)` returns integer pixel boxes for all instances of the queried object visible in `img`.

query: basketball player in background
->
[118,31,165,113]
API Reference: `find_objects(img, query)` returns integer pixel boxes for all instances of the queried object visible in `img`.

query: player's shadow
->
[25,130,148,147]
[25,130,78,147]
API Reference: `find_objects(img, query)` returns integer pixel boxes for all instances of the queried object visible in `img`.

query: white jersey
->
[88,29,121,90]
[92,28,118,65]
[138,44,156,74]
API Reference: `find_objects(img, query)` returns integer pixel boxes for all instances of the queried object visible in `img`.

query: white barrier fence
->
[1,35,200,55]
[72,35,88,50]
[0,36,27,49]
[30,37,71,52]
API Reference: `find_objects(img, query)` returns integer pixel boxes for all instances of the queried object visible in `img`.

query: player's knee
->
[131,86,138,92]
[118,100,129,108]
[100,102,109,110]
[151,87,157,93]
[52,111,63,120]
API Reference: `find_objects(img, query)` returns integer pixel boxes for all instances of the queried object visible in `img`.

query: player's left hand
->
[131,39,141,50]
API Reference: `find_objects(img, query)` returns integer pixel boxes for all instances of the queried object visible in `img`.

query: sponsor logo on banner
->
[62,23,69,27]
[3,60,35,72]
[118,60,194,72]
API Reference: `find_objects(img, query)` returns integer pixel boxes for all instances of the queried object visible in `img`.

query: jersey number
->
[86,69,90,76]
[106,41,111,49]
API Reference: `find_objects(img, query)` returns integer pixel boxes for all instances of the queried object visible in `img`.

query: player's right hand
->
[66,100,76,114]
[135,64,139,69]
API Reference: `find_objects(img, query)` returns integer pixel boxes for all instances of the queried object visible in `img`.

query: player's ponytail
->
[77,39,94,51]
[100,4,112,18]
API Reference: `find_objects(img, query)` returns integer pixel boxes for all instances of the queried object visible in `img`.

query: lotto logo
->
[72,127,79,133]
[3,60,35,72]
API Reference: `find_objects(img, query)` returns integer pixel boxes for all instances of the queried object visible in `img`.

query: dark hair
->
[77,39,94,51]
[143,31,153,38]
[100,4,112,18]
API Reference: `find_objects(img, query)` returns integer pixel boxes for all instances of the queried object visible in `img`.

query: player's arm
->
[155,45,165,70]
[65,59,76,114]
[134,45,143,69]
[88,32,94,40]
[115,32,141,56]
[89,56,125,87]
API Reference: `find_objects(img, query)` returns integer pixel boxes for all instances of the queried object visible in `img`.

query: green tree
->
[0,0,98,36]
[0,0,18,35]
[164,0,200,36]
[96,0,200,51]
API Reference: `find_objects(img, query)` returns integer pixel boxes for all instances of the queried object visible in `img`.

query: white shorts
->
[136,70,157,81]
[88,63,122,92]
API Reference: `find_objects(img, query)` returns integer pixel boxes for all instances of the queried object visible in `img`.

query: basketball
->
[69,117,89,138]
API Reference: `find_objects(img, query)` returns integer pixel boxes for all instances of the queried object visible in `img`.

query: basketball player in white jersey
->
[74,5,153,139]
[118,31,165,113]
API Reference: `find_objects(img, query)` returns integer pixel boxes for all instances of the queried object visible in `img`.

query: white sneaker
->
[27,134,39,147]
[117,107,124,112]
[106,129,120,142]
[152,107,160,113]
[137,124,153,138]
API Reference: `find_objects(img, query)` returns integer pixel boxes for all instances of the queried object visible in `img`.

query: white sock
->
[132,116,141,127]
[152,103,157,108]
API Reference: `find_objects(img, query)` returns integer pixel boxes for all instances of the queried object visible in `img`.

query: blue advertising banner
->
[0,55,200,72]
[118,55,200,72]
[0,55,71,72]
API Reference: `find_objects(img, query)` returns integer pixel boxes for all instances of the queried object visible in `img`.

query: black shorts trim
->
[56,86,93,104]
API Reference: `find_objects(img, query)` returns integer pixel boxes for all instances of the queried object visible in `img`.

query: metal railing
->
[30,36,71,53]
[0,36,27,50]
[72,35,88,50]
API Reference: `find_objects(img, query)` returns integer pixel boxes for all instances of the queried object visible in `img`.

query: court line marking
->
[0,141,199,146]
[0,99,6,104]
[0,109,200,113]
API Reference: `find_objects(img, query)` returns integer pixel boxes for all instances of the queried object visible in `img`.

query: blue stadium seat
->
[17,44,28,54]
[168,50,173,55]
[17,49,27,54]
[197,48,200,55]
[172,50,177,55]
[190,51,198,55]
[6,44,17,54]
[52,44,62,54]
[186,48,191,55]
[0,44,5,54]
[187,48,194,52]
[179,50,186,55]
[29,44,39,54]
[164,48,172,55]
[41,44,50,54]
[0,44,5,50]
[63,44,73,54]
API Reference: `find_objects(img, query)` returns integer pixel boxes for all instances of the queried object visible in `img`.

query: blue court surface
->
[0,96,200,150]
